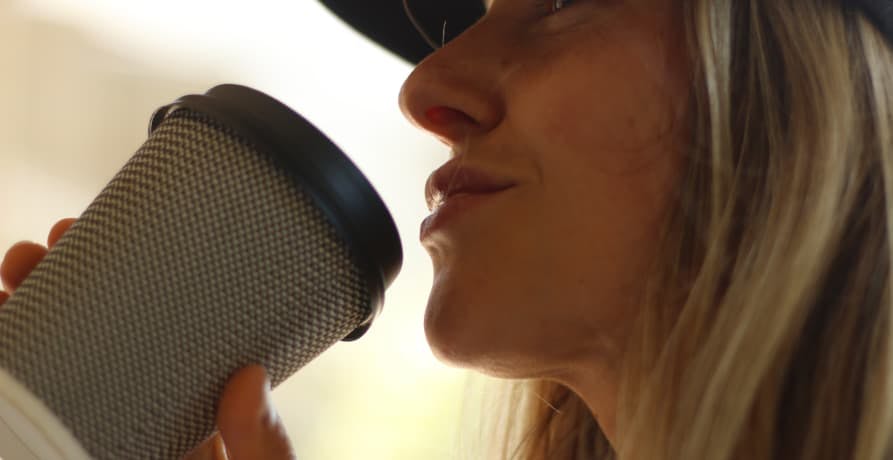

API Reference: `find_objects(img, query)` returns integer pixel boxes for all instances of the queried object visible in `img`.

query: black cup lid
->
[150,84,403,341]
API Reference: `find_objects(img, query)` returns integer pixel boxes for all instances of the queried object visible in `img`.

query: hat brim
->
[319,0,485,64]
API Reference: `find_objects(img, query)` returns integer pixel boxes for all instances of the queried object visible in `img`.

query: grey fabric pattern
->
[0,109,370,459]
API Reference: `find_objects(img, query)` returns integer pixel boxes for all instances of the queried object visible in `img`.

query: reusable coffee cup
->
[0,84,402,459]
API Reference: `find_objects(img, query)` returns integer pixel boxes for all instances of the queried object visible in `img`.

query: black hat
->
[320,0,893,65]
[319,0,483,64]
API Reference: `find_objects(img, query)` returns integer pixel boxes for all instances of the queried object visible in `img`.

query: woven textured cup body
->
[0,109,371,459]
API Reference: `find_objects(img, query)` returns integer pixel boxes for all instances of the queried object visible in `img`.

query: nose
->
[398,20,504,149]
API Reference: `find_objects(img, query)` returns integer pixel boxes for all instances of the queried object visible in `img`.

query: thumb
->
[217,365,296,460]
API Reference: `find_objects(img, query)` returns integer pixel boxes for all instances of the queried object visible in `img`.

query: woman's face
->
[399,0,690,380]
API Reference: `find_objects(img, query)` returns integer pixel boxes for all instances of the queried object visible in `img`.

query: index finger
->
[48,218,77,248]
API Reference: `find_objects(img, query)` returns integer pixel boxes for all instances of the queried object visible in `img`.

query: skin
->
[399,0,689,446]
[2,0,689,456]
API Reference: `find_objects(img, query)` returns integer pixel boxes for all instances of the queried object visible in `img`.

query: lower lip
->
[420,191,507,240]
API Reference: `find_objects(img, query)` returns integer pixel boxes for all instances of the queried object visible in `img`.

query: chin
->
[422,293,494,368]
[423,268,541,377]
[423,297,534,379]
[423,295,474,367]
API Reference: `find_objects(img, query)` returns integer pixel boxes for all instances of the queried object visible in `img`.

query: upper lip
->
[425,158,517,211]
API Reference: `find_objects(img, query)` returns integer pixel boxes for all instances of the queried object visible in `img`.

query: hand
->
[0,219,297,460]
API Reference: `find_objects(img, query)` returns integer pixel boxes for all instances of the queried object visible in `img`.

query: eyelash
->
[533,0,574,15]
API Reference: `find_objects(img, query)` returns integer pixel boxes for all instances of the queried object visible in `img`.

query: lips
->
[424,159,517,212]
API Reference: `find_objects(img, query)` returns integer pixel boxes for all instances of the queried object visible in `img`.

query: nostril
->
[425,106,475,125]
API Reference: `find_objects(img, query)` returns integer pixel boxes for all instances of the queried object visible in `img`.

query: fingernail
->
[213,435,229,460]
[259,374,278,425]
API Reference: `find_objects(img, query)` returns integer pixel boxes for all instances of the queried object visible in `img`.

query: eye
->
[535,0,575,14]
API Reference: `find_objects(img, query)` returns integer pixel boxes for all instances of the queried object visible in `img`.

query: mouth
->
[424,160,517,212]
[420,160,518,241]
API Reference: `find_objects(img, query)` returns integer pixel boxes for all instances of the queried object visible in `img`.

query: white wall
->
[0,0,470,457]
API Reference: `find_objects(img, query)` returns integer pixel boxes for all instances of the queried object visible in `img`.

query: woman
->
[4,0,893,458]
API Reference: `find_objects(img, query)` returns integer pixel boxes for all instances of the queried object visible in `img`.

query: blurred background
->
[0,0,480,457]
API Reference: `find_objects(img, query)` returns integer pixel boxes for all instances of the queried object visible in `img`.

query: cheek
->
[515,46,683,176]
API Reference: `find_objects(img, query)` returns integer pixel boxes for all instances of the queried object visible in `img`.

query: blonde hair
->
[472,1,893,458]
